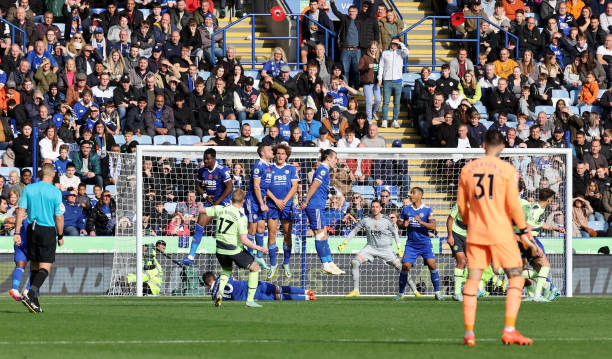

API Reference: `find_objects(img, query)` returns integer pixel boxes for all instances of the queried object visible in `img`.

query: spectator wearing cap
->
[132,21,155,58]
[120,0,144,31]
[114,74,139,124]
[315,126,333,148]
[298,107,323,142]
[454,0,489,37]
[202,125,234,146]
[125,96,149,135]
[91,27,108,61]
[62,189,88,236]
[76,44,102,76]
[549,126,568,148]
[173,94,200,137]
[233,123,260,146]
[321,106,350,144]
[66,72,91,106]
[92,72,114,105]
[26,40,59,72]
[301,0,333,67]
[200,13,224,64]
[145,94,176,137]
[234,76,262,123]
[274,65,298,100]
[87,190,117,236]
[193,96,220,136]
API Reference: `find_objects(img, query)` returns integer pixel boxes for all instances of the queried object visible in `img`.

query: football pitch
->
[1,297,611,358]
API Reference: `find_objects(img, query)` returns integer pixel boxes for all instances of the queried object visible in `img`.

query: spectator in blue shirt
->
[53,144,71,177]
[488,111,511,137]
[298,107,322,142]
[63,190,87,236]
[467,110,487,146]
[261,47,288,78]
[326,76,359,109]
[26,40,58,72]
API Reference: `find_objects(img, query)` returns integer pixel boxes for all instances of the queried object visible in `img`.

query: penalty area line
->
[0,338,611,345]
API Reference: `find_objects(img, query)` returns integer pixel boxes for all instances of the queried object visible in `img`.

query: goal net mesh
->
[108,147,571,297]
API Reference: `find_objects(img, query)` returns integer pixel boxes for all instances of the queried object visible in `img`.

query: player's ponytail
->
[319,149,336,162]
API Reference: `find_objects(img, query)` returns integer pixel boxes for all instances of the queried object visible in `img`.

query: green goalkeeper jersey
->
[450,204,467,237]
[206,205,248,255]
[528,203,546,237]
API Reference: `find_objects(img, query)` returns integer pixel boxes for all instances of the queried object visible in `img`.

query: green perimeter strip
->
[0,236,609,254]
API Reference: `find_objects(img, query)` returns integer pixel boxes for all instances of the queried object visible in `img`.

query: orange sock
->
[505,276,524,328]
[463,278,479,332]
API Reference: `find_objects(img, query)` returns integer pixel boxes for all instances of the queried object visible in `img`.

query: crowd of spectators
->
[0,0,607,238]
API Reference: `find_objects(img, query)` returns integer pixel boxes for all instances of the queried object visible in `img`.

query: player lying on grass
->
[397,187,443,300]
[266,144,299,279]
[339,200,419,297]
[458,130,535,346]
[203,272,316,301]
[521,188,565,301]
[9,218,29,301]
[203,189,269,308]
[180,148,233,265]
[125,241,166,296]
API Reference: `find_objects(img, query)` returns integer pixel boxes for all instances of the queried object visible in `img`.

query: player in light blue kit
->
[397,187,444,300]
[179,148,233,265]
[203,271,316,301]
[299,149,344,275]
[266,144,299,279]
[9,218,29,301]
[244,144,274,270]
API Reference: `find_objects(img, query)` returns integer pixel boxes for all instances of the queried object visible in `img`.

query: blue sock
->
[283,243,292,265]
[269,243,278,266]
[399,271,409,294]
[280,285,305,294]
[315,240,332,263]
[188,224,204,257]
[430,269,440,292]
[255,233,264,258]
[247,234,255,254]
[281,294,306,300]
[12,267,24,290]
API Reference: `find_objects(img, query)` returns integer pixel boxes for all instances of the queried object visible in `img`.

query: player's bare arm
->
[446,215,454,246]
[13,208,26,246]
[195,179,205,195]
[56,215,65,247]
[240,233,269,254]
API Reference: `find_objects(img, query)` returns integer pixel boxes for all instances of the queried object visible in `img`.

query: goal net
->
[109,146,573,297]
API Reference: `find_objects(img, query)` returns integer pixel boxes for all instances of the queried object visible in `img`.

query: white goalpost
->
[108,146,573,297]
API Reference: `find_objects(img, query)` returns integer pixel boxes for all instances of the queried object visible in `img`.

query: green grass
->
[1,296,611,358]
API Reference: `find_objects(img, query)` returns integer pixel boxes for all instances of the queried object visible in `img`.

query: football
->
[260,113,276,128]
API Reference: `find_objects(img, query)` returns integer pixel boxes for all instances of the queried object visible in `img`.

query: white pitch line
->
[0,338,611,346]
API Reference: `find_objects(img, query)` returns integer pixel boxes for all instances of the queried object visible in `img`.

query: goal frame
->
[134,146,573,297]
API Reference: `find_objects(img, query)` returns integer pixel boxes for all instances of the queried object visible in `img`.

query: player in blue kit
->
[9,219,29,301]
[397,187,444,300]
[299,149,344,275]
[203,272,316,301]
[179,148,233,265]
[244,144,274,270]
[266,144,299,279]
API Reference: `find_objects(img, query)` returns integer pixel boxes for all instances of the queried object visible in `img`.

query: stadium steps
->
[216,15,277,65]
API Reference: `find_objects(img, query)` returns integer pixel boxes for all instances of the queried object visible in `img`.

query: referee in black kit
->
[14,163,65,313]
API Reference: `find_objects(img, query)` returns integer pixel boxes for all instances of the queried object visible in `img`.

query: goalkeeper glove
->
[338,241,348,252]
[397,246,404,258]
[518,228,538,257]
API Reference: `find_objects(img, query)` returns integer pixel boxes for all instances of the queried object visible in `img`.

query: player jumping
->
[339,200,417,297]
[522,188,565,301]
[458,130,536,346]
[203,271,316,301]
[180,148,233,265]
[447,204,467,301]
[396,187,443,300]
[203,189,268,307]
[266,144,299,279]
[245,144,274,270]
[299,149,344,275]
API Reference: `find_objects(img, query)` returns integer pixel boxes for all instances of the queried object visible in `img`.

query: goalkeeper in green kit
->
[201,189,268,308]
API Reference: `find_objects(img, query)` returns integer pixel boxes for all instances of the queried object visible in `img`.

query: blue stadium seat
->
[54,23,65,38]
[153,135,177,145]
[164,202,178,215]
[402,73,420,87]
[243,119,264,136]
[0,167,19,179]
[201,135,213,142]
[598,89,607,99]
[132,135,152,145]
[429,72,441,81]
[86,185,94,196]
[290,70,301,78]
[568,106,580,115]
[482,120,493,129]
[91,8,105,14]
[473,104,488,119]
[534,106,554,117]
[581,105,603,115]
[376,185,399,200]
[114,134,126,145]
[198,71,211,81]
[244,70,261,80]
[105,185,117,194]
[223,119,240,131]
[178,135,201,145]
[140,8,151,18]
[352,186,375,200]
[552,89,569,99]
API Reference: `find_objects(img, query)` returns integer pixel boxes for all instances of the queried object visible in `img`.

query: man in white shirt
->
[378,37,409,128]
[60,163,81,190]
[600,2,612,34]
[337,127,361,148]
[596,34,612,83]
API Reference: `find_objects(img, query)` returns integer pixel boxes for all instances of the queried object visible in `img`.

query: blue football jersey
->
[210,277,248,301]
[278,122,292,141]
[328,87,348,108]
[401,204,435,244]
[268,164,298,208]
[248,159,272,200]
[307,163,330,210]
[197,163,232,205]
